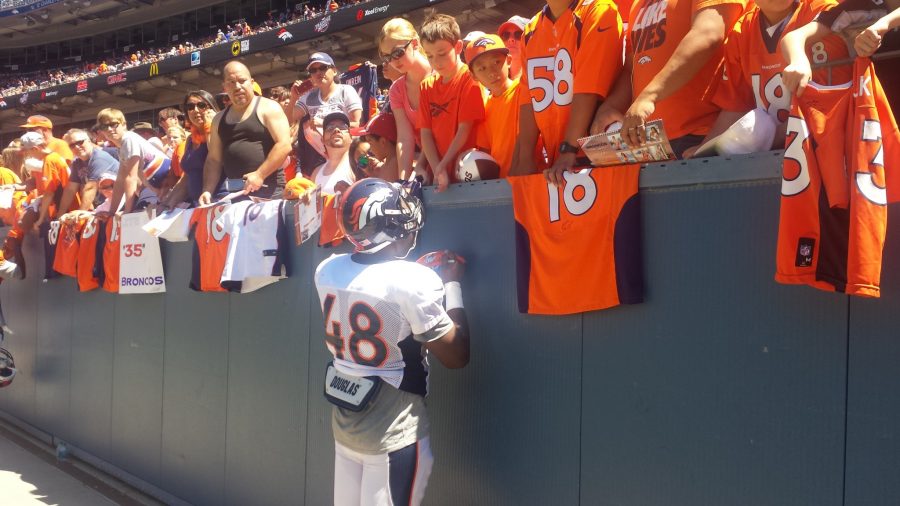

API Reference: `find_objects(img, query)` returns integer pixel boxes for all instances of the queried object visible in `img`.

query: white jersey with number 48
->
[314,254,450,396]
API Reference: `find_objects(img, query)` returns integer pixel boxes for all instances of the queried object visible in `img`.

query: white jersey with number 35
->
[314,254,450,396]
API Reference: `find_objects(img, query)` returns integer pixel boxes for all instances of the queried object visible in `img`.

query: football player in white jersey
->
[314,178,469,506]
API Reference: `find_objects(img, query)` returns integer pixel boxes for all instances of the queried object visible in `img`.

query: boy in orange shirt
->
[418,13,486,191]
[467,34,528,179]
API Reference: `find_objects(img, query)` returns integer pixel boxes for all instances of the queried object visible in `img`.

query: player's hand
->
[432,162,450,193]
[782,59,812,97]
[621,96,655,147]
[198,191,212,206]
[855,20,888,57]
[417,250,466,283]
[544,152,577,186]
[243,171,265,194]
[590,105,625,136]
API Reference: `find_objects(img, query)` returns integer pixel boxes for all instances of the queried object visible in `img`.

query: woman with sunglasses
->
[162,90,221,208]
[291,52,363,178]
[377,18,433,182]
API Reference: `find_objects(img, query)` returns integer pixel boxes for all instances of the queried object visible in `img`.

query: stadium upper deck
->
[0,0,534,138]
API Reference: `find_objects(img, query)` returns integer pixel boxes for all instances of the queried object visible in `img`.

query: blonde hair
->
[420,13,460,45]
[1,146,24,179]
[96,108,126,126]
[377,17,419,47]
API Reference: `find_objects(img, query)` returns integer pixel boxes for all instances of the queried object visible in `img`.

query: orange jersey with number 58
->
[520,0,624,164]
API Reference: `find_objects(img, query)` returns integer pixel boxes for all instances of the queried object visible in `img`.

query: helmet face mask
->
[0,348,15,389]
[339,178,424,254]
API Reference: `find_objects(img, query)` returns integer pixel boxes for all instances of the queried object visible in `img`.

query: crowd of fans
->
[2,0,900,284]
[0,0,371,98]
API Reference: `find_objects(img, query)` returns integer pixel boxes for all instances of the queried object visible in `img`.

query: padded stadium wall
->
[2,152,900,505]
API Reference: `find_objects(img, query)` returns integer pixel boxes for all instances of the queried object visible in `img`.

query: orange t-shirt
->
[509,165,644,314]
[76,216,101,292]
[478,79,526,178]
[520,0,624,163]
[48,137,74,165]
[713,0,850,126]
[628,0,746,139]
[36,152,70,197]
[419,63,486,178]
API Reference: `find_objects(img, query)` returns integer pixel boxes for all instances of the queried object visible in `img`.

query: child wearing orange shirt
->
[418,13,486,191]
[467,34,542,179]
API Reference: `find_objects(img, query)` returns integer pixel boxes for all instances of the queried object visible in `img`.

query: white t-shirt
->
[313,159,355,194]
[215,199,289,293]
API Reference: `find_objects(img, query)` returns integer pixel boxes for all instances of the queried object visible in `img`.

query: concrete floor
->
[0,425,157,506]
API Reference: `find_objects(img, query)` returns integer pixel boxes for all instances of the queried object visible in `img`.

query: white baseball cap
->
[695,108,776,157]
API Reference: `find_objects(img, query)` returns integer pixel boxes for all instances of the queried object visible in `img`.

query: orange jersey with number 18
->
[714,0,850,126]
[509,165,643,315]
[520,0,624,164]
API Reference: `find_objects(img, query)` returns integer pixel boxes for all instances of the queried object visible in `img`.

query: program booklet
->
[578,120,676,166]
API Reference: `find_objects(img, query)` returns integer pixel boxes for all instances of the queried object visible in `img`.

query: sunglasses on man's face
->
[68,138,88,148]
[501,30,523,41]
[184,102,211,112]
[100,121,120,130]
[308,65,330,74]
[380,39,413,65]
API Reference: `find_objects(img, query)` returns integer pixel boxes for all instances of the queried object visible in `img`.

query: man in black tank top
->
[199,61,292,204]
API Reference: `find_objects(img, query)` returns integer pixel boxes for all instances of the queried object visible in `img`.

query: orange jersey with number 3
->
[775,59,898,297]
[509,165,643,314]
[520,0,624,164]
[714,0,850,126]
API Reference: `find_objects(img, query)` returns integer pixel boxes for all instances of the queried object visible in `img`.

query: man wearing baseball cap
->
[497,15,529,80]
[351,112,399,180]
[20,115,73,164]
[310,111,356,194]
[293,52,363,177]
[466,34,540,178]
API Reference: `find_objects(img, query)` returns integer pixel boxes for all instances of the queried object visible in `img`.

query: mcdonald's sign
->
[149,62,159,77]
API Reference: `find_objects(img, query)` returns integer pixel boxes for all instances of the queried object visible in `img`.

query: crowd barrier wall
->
[1,152,899,505]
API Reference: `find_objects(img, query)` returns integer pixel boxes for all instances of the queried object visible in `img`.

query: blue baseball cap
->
[307,52,335,69]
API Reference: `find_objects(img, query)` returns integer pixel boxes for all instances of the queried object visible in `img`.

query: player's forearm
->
[563,93,599,146]
[444,308,470,368]
[637,5,738,104]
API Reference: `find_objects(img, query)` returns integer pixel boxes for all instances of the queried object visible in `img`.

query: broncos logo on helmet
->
[339,178,424,254]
